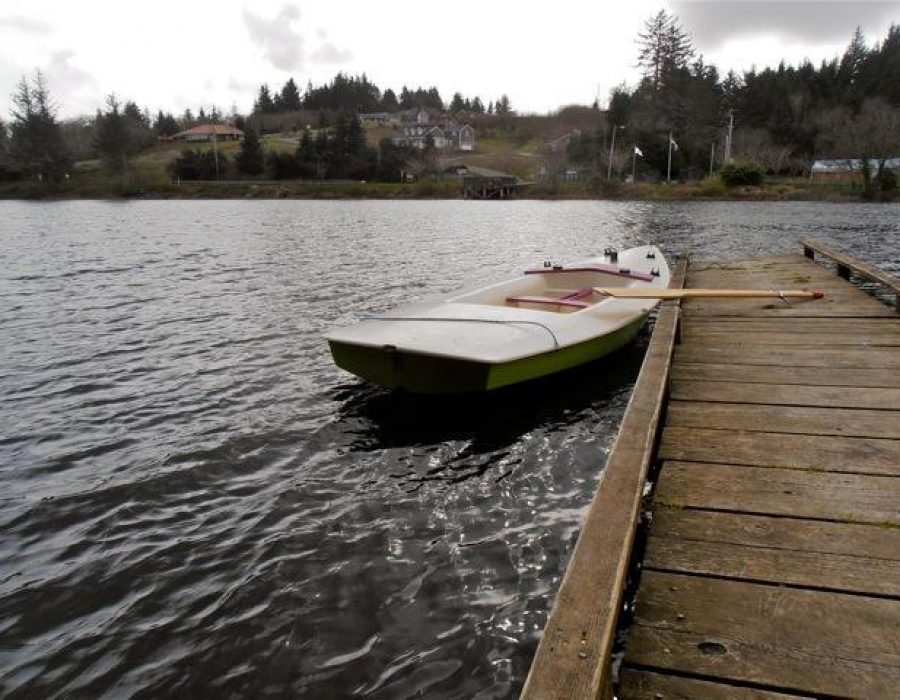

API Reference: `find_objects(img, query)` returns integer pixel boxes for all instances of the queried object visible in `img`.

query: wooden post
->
[803,245,815,260]
[837,263,851,280]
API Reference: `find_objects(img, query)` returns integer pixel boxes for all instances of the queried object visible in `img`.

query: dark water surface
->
[1,200,898,698]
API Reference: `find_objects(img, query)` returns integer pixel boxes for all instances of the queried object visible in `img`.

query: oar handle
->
[592,287,826,300]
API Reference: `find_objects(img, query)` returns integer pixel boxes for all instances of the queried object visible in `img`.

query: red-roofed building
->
[170,124,244,142]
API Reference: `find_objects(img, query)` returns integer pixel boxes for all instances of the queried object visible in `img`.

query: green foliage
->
[153,110,179,137]
[93,94,153,173]
[376,138,415,181]
[9,71,71,181]
[267,150,302,179]
[876,166,897,193]
[235,127,264,175]
[720,161,765,187]
[167,149,226,180]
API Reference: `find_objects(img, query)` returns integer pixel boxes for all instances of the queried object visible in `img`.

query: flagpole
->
[632,145,637,181]
[667,130,673,183]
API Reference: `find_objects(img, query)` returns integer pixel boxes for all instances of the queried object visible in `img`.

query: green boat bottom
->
[328,315,648,393]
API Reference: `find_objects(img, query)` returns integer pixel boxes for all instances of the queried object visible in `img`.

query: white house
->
[810,157,900,181]
[391,115,475,152]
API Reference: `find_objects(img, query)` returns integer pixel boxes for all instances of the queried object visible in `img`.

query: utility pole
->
[724,110,734,164]
[607,125,623,182]
[212,129,220,179]
[667,130,673,183]
[709,142,716,178]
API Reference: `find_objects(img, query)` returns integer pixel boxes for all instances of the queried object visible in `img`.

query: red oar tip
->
[812,290,825,299]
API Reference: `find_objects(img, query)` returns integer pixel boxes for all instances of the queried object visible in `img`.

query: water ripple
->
[0,200,897,697]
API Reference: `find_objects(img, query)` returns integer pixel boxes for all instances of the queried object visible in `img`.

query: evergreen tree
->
[254,84,275,114]
[94,94,130,172]
[382,88,399,112]
[495,94,512,115]
[637,10,693,90]
[168,149,225,180]
[280,78,302,110]
[450,92,466,113]
[472,97,485,113]
[154,110,180,137]
[235,126,264,175]
[296,128,318,177]
[0,118,17,180]
[9,70,71,181]
[399,86,414,109]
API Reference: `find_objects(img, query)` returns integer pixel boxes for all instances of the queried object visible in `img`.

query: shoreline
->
[0,178,892,203]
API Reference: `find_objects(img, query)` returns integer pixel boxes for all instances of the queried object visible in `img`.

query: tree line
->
[2,12,897,189]
[566,11,900,189]
[168,109,425,183]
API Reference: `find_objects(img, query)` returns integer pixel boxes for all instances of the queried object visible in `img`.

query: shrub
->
[167,149,226,180]
[720,161,765,187]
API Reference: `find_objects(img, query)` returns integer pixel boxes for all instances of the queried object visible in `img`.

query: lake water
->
[1,200,898,697]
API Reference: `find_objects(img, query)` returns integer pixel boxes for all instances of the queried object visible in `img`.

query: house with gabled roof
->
[391,111,475,152]
[170,124,244,142]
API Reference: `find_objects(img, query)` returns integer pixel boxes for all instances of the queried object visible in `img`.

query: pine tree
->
[254,84,275,114]
[280,78,302,111]
[94,94,130,172]
[153,111,180,137]
[235,126,264,175]
[637,10,693,90]
[9,70,71,181]
[449,92,466,113]
[382,88,399,112]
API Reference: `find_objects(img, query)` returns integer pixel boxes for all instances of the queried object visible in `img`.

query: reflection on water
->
[0,200,898,697]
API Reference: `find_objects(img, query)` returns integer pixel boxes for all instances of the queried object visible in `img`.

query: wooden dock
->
[522,241,900,699]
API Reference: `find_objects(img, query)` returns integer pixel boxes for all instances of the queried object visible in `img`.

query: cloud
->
[671,0,900,50]
[46,50,95,90]
[309,43,352,64]
[0,15,52,34]
[242,4,305,71]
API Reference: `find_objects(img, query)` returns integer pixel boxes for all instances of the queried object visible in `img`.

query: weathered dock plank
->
[671,361,900,388]
[644,509,900,597]
[676,344,900,367]
[659,426,900,475]
[655,461,900,524]
[619,669,812,699]
[667,400,900,439]
[626,571,900,698]
[680,330,900,346]
[671,379,900,409]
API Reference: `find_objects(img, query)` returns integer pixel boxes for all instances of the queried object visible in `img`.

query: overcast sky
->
[1,1,897,119]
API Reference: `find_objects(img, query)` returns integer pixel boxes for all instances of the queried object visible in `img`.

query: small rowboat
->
[325,245,671,393]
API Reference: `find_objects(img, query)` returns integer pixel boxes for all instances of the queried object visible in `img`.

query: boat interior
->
[450,265,658,314]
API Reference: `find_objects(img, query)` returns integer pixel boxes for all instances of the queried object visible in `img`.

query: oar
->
[593,287,825,300]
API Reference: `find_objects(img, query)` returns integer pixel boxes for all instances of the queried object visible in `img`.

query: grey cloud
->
[310,43,352,63]
[242,4,305,71]
[228,76,256,93]
[0,15,52,34]
[46,50,95,90]
[671,1,900,50]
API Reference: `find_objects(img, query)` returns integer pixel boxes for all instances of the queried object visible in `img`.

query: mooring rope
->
[360,315,560,349]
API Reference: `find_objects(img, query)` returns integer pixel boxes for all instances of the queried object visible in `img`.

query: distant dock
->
[522,240,900,698]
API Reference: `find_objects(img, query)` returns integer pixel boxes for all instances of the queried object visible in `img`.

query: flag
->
[634,146,643,157]
[669,136,679,152]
